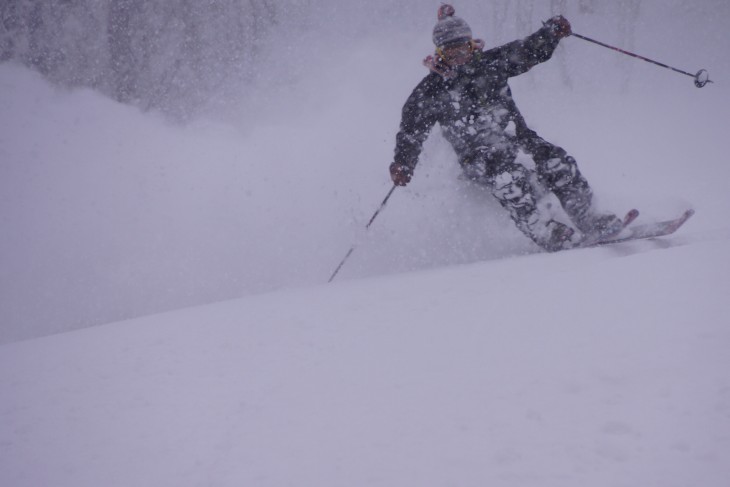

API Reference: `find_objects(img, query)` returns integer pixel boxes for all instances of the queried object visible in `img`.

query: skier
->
[389,4,622,251]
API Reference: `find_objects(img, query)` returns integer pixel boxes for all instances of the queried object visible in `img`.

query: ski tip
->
[623,208,640,226]
[679,209,695,226]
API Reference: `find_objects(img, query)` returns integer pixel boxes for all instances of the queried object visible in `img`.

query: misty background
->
[5,0,725,120]
[1,0,728,343]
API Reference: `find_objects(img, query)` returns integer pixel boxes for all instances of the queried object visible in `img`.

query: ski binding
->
[583,209,695,248]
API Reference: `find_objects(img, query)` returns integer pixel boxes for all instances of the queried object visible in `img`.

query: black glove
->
[545,15,572,39]
[389,162,413,186]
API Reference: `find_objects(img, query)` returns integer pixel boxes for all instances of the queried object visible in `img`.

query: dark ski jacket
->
[394,25,562,170]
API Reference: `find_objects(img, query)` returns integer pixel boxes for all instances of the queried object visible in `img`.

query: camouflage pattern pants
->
[460,130,594,251]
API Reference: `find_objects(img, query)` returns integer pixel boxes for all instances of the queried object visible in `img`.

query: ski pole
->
[328,184,397,283]
[571,32,712,88]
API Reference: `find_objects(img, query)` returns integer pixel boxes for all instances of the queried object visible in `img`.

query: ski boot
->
[575,212,624,241]
[541,220,580,252]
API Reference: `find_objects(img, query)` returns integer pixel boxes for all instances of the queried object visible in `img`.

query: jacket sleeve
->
[488,24,562,78]
[393,75,441,170]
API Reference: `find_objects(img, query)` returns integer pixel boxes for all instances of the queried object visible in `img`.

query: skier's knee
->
[491,169,532,208]
[540,155,578,189]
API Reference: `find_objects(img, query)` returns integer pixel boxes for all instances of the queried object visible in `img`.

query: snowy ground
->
[1,235,729,487]
[2,1,729,342]
[2,3,730,485]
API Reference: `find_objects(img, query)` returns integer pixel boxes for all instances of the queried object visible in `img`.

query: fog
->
[1,0,728,342]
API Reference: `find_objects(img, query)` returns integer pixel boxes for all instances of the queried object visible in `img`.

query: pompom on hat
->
[432,4,473,48]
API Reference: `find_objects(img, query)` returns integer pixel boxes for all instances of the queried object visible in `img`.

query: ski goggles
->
[436,40,477,64]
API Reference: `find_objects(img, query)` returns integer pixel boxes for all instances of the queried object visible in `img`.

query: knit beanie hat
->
[432,4,473,48]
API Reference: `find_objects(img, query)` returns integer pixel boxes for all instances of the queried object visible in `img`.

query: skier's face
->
[439,42,473,67]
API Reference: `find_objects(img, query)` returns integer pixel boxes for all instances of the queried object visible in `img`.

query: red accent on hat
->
[437,4,455,21]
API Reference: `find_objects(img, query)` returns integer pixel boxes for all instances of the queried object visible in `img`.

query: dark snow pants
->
[520,130,594,225]
[460,130,594,250]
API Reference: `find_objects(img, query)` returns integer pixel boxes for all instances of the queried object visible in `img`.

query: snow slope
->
[1,235,730,487]
[2,45,729,343]
[2,0,730,342]
[2,2,730,484]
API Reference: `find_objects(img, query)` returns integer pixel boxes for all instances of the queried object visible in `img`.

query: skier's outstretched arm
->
[490,15,572,78]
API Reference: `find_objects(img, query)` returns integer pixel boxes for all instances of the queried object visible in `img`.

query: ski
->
[586,209,695,247]
[578,208,640,247]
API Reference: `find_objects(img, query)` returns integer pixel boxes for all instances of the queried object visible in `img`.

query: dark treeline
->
[1,0,658,120]
[1,0,283,119]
